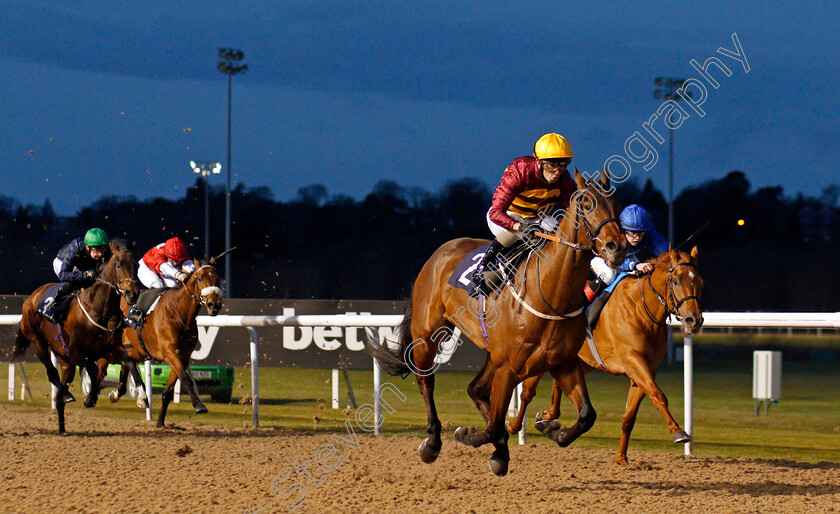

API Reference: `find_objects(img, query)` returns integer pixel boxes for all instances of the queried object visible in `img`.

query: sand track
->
[1,409,838,513]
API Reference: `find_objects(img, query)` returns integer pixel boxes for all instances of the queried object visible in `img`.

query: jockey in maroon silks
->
[471,133,578,295]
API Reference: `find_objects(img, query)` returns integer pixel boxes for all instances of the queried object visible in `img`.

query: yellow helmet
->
[533,133,574,160]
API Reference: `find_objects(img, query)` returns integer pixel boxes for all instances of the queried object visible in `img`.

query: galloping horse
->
[368,171,626,475]
[13,239,141,434]
[507,248,704,465]
[109,259,223,428]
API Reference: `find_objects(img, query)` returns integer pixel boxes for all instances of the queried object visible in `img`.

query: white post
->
[373,356,382,436]
[145,360,153,421]
[684,334,694,456]
[174,379,181,404]
[50,351,58,411]
[247,327,259,429]
[331,369,340,409]
[8,363,15,401]
[517,382,526,445]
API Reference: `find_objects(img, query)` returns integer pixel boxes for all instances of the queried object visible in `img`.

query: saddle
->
[37,284,77,324]
[135,287,169,316]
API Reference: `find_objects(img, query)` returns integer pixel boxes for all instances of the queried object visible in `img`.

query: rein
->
[638,261,700,326]
[77,248,134,334]
[510,189,619,319]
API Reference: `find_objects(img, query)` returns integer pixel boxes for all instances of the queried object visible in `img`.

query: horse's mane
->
[171,258,209,289]
[651,249,691,269]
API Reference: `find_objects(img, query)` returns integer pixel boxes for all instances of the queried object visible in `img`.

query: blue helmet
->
[620,204,654,232]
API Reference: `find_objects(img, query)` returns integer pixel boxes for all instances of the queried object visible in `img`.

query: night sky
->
[2,1,837,215]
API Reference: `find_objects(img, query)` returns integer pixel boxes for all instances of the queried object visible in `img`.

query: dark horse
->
[109,259,223,427]
[13,239,141,434]
[508,248,704,465]
[368,170,627,475]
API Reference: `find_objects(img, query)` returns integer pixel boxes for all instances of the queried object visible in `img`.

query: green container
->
[86,364,235,403]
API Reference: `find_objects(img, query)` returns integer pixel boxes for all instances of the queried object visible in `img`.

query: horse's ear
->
[669,245,678,265]
[600,169,610,189]
[574,167,586,189]
[210,256,216,265]
[690,245,699,264]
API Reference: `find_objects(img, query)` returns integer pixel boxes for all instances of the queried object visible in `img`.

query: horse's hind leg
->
[536,362,596,447]
[412,336,444,464]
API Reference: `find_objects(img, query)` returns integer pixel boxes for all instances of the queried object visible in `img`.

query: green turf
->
[2,360,838,463]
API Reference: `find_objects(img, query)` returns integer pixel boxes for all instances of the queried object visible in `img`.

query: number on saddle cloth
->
[447,242,531,296]
[37,284,76,323]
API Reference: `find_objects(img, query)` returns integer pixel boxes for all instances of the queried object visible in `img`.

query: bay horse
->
[109,259,223,428]
[368,170,627,475]
[12,239,142,434]
[507,247,704,465]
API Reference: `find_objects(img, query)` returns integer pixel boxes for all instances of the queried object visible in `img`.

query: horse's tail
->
[364,303,414,377]
[12,329,31,361]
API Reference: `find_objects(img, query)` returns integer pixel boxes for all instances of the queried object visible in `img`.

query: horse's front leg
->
[82,358,105,408]
[165,352,207,417]
[536,361,596,447]
[455,366,515,476]
[507,373,541,434]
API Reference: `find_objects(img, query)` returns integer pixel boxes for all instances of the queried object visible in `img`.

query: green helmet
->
[83,228,109,247]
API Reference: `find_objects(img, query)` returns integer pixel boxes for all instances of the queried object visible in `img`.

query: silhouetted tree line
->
[1,171,838,311]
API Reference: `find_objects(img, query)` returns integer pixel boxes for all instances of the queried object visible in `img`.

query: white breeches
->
[138,260,176,288]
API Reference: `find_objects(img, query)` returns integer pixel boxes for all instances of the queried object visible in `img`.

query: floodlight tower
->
[190,160,222,260]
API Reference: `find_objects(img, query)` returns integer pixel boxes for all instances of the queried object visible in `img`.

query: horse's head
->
[106,239,140,305]
[189,258,223,316]
[571,169,627,267]
[666,246,704,335]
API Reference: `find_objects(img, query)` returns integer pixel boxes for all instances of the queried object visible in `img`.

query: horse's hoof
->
[58,431,69,436]
[62,392,76,404]
[83,398,97,409]
[109,391,121,403]
[534,417,552,434]
[155,422,165,429]
[195,404,209,415]
[672,430,691,444]
[616,457,629,467]
[505,421,519,435]
[454,426,470,445]
[535,411,545,422]
[489,456,509,476]
[418,439,440,464]
[137,398,149,409]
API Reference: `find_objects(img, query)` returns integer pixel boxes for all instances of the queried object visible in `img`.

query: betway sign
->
[184,299,484,371]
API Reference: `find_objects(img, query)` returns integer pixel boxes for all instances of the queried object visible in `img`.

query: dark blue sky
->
[2,1,838,215]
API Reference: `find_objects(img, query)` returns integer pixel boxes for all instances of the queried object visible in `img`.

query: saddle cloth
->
[37,284,76,323]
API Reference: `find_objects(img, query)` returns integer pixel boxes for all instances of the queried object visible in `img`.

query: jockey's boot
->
[587,291,612,329]
[125,304,143,329]
[41,282,73,323]
[471,240,504,296]
[582,278,605,307]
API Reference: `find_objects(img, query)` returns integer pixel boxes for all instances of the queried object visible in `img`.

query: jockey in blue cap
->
[584,204,669,327]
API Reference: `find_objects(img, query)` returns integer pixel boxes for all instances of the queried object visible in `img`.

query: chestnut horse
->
[12,239,141,434]
[368,170,626,475]
[507,248,704,465]
[109,259,223,427]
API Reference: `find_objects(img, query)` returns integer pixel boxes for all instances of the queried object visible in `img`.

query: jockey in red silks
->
[471,133,578,295]
[138,237,196,289]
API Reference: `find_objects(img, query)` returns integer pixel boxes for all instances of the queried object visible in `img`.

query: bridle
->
[535,188,620,256]
[181,264,223,307]
[638,261,701,325]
